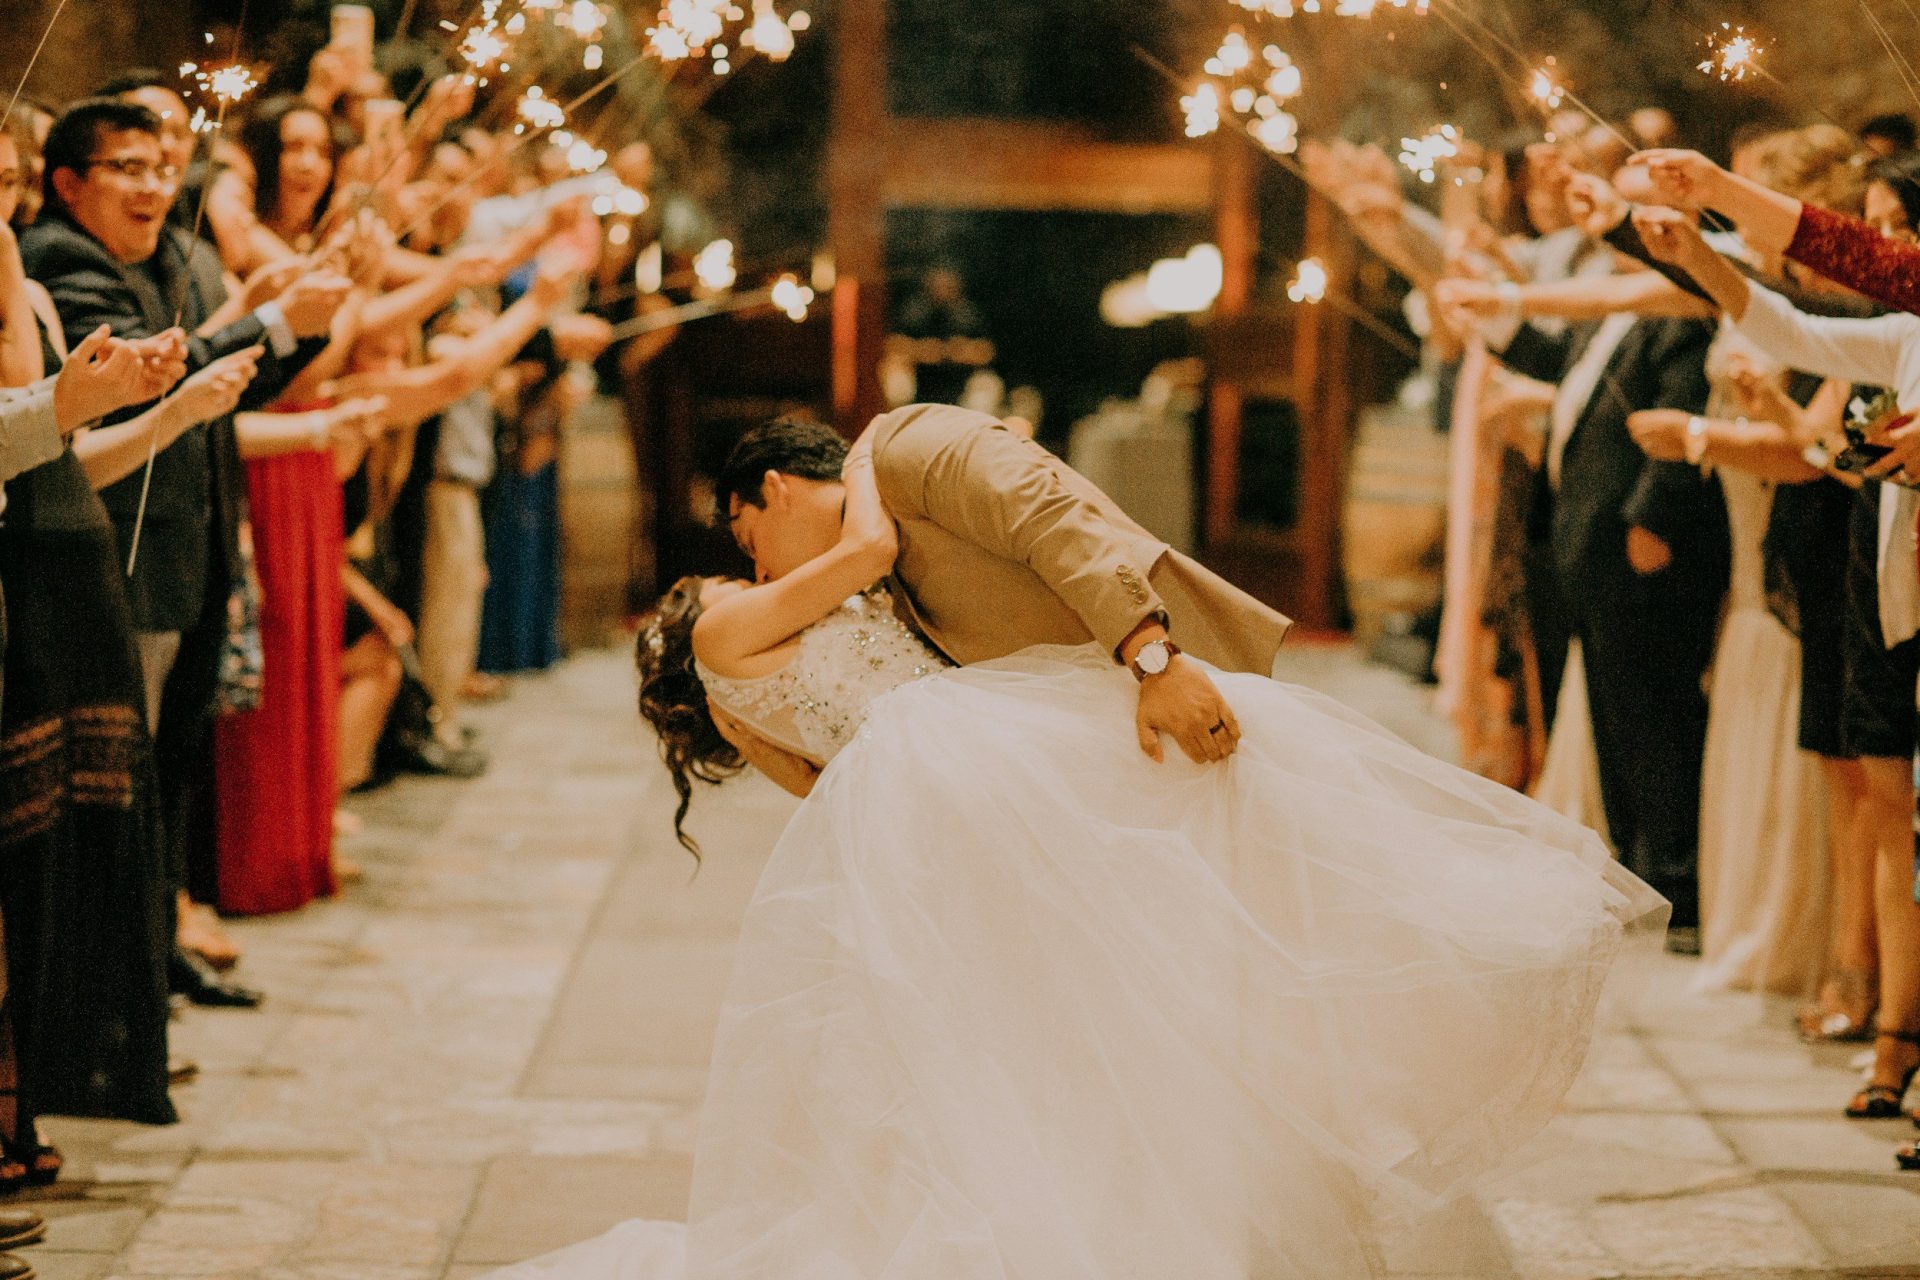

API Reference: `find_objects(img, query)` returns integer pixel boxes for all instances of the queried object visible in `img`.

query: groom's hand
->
[1122,622,1241,764]
[1136,659,1241,764]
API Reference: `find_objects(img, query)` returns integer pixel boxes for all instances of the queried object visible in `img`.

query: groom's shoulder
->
[869,403,1008,457]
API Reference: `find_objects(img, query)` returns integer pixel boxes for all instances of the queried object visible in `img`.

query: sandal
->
[1799,967,1878,1043]
[3,1124,59,1189]
[1847,1028,1920,1119]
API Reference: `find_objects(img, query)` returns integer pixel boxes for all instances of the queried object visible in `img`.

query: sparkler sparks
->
[693,240,737,293]
[1182,82,1222,138]
[1398,124,1459,183]
[1251,111,1300,154]
[1528,60,1565,110]
[771,273,815,321]
[1287,258,1328,304]
[178,59,261,113]
[1698,23,1764,83]
[516,86,567,132]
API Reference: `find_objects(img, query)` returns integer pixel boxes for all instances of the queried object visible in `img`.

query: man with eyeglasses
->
[19,98,350,1010]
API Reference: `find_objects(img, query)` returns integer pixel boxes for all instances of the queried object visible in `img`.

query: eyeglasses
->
[84,158,179,185]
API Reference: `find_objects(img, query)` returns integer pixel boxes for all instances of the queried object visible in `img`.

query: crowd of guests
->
[0,31,649,1268]
[1304,102,1920,1176]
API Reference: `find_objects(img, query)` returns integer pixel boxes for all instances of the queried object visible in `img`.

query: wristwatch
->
[1129,639,1181,682]
[1684,415,1711,468]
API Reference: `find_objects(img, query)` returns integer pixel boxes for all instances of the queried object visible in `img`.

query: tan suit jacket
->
[867,404,1292,674]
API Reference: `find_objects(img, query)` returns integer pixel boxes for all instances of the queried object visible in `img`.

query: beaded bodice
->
[697,587,949,764]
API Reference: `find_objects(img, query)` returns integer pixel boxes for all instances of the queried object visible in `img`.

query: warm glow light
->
[693,240,737,292]
[1398,123,1459,183]
[1251,111,1299,154]
[1287,257,1328,304]
[1182,83,1221,138]
[771,274,815,321]
[516,87,566,132]
[1528,65,1565,110]
[1144,244,1224,315]
[744,0,796,60]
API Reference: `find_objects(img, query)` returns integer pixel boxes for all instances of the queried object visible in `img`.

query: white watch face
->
[1137,642,1171,675]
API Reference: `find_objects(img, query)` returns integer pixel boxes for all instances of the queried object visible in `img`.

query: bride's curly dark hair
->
[636,576,745,858]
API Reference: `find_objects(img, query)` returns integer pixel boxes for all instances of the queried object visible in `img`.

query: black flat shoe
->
[168,946,265,1009]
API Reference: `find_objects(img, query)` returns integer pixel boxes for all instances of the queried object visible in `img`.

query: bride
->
[492,425,1664,1280]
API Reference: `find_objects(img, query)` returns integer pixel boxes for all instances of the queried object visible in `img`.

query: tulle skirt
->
[491,646,1664,1280]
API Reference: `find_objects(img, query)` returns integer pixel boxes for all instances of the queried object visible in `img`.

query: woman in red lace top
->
[1636,147,1920,314]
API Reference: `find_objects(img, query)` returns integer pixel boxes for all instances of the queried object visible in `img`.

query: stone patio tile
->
[1770,1181,1920,1268]
[449,1153,692,1266]
[29,1254,116,1280]
[1588,1187,1825,1274]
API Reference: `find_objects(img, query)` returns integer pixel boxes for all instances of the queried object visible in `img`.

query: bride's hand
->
[711,698,821,799]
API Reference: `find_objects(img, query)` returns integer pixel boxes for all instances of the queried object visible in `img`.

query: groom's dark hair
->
[717,416,849,510]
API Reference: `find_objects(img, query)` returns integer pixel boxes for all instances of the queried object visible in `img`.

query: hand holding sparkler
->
[277,271,357,339]
[1630,205,1712,271]
[163,345,263,430]
[1431,277,1506,336]
[52,326,190,432]
[1632,149,1725,215]
[1565,172,1629,239]
[549,312,616,362]
[240,257,313,312]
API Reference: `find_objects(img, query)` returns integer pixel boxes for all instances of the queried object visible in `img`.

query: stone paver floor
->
[21,643,1920,1279]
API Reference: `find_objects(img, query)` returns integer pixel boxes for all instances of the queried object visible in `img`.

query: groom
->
[713,403,1293,766]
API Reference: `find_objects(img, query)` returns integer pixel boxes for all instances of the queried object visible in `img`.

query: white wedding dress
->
[491,589,1664,1280]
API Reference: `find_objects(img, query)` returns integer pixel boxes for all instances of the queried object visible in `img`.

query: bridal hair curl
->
[636,576,744,859]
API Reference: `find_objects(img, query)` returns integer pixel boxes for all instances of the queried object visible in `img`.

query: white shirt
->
[1547,312,1637,490]
[0,377,66,518]
[1734,281,1920,647]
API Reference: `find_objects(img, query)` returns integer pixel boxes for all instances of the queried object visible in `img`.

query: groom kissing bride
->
[496,404,1664,1280]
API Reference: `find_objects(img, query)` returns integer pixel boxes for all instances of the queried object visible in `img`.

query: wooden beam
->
[879,121,1215,214]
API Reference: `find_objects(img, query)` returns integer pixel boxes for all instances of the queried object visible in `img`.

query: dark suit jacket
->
[1496,315,1728,612]
[20,212,321,633]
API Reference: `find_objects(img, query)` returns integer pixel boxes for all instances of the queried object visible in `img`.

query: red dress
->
[1788,204,1920,315]
[213,431,342,915]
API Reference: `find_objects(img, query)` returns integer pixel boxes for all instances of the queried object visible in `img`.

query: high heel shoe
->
[1798,967,1878,1043]
[1846,1028,1920,1119]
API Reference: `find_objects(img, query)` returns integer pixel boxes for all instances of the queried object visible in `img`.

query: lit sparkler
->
[1205,30,1255,77]
[516,86,567,132]
[1528,60,1565,110]
[1251,111,1299,154]
[1398,124,1459,183]
[771,273,815,321]
[1182,83,1222,138]
[743,0,797,61]
[1287,258,1328,304]
[693,239,737,293]
[1698,23,1764,83]
[178,59,261,112]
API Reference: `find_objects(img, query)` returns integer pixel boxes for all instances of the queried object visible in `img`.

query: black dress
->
[0,325,175,1132]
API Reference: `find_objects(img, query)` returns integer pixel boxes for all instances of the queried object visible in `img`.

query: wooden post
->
[1291,190,1354,630]
[826,0,889,436]
[1205,129,1256,549]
